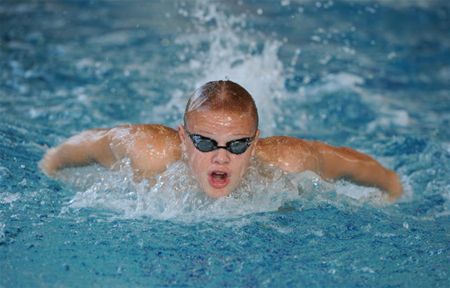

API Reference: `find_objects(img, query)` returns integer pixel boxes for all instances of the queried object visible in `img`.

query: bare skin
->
[41,121,403,202]
[41,124,181,182]
[256,136,402,201]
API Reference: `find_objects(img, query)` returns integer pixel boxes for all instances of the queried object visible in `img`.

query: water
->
[1,0,449,287]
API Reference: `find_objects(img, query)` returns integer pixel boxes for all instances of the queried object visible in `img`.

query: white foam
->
[160,1,289,135]
[335,181,386,204]
[331,173,414,207]
[0,192,20,204]
[58,160,319,222]
[56,158,408,222]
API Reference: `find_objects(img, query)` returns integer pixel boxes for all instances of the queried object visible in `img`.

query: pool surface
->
[1,0,449,287]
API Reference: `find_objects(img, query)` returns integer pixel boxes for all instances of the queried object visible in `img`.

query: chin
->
[203,187,232,199]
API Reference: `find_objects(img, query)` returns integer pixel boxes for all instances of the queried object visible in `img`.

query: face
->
[179,110,259,198]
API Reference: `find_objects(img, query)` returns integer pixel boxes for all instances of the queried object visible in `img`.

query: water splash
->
[57,159,323,222]
[160,1,288,135]
[55,157,398,223]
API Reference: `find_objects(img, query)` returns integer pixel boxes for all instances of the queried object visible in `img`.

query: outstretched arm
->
[312,141,402,201]
[40,128,116,175]
[256,136,402,201]
[40,124,181,181]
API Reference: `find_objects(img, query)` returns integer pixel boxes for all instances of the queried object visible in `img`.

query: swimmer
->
[40,80,403,201]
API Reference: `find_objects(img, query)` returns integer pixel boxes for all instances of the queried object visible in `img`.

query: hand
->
[386,170,403,202]
[39,148,59,176]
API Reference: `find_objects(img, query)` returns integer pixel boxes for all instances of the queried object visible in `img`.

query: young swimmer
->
[40,80,403,201]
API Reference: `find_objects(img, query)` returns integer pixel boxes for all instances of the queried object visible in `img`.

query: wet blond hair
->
[184,80,259,130]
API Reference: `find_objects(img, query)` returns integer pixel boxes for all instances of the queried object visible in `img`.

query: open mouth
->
[208,171,230,189]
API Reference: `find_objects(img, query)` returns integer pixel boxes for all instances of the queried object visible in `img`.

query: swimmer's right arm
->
[40,128,117,176]
[40,125,182,180]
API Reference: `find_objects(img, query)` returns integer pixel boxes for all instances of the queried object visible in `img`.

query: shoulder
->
[107,124,179,147]
[257,136,310,148]
[256,136,319,173]
[256,136,312,155]
[106,124,181,173]
[108,124,177,138]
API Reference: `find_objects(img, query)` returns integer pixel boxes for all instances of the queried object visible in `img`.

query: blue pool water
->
[1,0,449,287]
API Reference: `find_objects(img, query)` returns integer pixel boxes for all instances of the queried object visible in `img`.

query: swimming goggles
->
[186,130,255,155]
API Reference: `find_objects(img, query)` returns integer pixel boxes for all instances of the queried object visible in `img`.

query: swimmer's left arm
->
[311,141,403,201]
[256,136,403,201]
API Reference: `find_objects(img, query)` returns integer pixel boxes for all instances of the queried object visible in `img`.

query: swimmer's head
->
[179,80,259,198]
[184,80,259,130]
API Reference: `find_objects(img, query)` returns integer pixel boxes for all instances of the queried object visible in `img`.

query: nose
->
[212,147,231,164]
